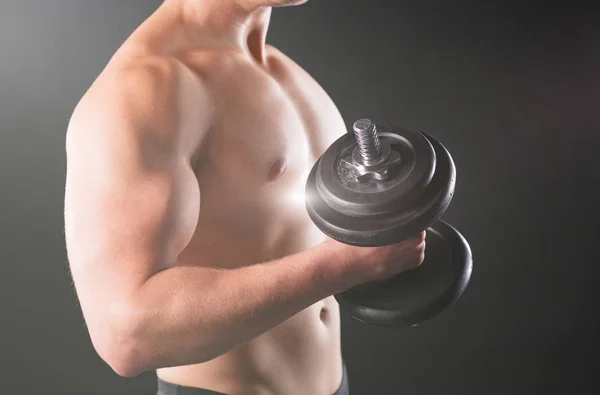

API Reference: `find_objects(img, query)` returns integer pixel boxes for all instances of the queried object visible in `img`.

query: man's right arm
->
[64,58,352,377]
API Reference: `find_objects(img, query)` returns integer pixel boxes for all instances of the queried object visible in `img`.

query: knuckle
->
[373,261,387,278]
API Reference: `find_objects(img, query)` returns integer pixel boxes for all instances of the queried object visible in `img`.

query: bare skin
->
[64,1,426,394]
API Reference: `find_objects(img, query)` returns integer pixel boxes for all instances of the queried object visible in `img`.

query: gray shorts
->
[157,362,350,395]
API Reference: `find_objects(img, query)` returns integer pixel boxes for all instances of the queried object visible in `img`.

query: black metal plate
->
[335,220,473,327]
[315,125,436,217]
[306,130,456,246]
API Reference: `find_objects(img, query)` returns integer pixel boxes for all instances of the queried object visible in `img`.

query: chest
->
[201,53,346,191]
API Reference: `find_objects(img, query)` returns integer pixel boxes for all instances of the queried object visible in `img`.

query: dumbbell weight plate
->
[314,125,436,219]
[335,220,473,327]
[306,126,455,246]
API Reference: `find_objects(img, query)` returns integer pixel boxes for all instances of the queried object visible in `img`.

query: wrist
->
[314,240,358,294]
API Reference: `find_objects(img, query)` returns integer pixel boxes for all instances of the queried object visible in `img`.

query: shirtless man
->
[64,1,426,394]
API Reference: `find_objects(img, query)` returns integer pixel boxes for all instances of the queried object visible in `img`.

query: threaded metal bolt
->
[352,118,383,166]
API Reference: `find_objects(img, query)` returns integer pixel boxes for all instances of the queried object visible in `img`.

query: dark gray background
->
[1,1,599,394]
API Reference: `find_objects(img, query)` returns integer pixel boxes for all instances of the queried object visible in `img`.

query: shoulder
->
[265,44,298,73]
[264,44,324,88]
[67,54,213,154]
[76,54,209,121]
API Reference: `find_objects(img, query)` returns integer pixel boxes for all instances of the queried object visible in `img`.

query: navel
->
[320,306,330,323]
[267,158,287,182]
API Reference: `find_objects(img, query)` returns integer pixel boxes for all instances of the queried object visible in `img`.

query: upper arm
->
[64,58,212,330]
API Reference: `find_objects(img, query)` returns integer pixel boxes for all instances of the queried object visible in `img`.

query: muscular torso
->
[113,16,348,395]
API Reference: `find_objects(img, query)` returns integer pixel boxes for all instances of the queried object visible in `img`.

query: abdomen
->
[157,297,342,394]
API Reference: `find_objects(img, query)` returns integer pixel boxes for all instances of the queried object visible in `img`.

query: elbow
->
[104,346,145,378]
[88,299,223,376]
[91,304,152,378]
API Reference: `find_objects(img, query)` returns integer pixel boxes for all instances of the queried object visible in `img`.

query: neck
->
[163,0,272,64]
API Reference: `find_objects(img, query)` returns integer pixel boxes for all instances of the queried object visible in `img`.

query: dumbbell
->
[305,118,473,327]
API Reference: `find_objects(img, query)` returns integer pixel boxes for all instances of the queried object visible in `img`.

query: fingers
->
[396,231,426,250]
[402,231,426,269]
[416,231,426,246]
[416,241,426,267]
[322,231,428,280]
[415,231,427,266]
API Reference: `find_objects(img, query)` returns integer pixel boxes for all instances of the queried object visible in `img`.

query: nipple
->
[267,158,287,182]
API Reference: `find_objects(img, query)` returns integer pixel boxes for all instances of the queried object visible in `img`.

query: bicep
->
[65,147,200,276]
[65,129,200,311]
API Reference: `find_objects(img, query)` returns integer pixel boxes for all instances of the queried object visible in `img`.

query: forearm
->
[122,242,347,374]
